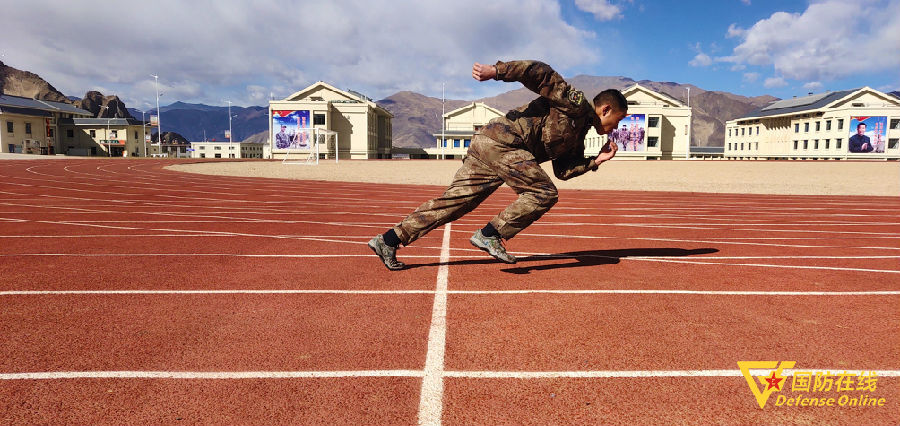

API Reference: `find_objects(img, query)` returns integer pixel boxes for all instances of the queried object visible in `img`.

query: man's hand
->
[472,62,497,81]
[594,141,618,166]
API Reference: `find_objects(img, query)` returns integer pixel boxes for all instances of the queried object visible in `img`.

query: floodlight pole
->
[441,82,445,160]
[152,74,161,145]
[226,100,233,142]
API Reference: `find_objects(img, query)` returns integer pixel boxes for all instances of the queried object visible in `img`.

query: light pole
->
[100,105,110,157]
[226,100,233,142]
[136,108,147,157]
[151,74,161,145]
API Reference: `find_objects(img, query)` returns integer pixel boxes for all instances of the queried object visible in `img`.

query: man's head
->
[280,125,286,132]
[593,89,628,135]
[857,122,866,135]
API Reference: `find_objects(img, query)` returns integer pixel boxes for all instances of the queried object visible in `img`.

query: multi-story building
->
[189,141,266,159]
[426,102,503,159]
[725,87,900,160]
[425,84,692,160]
[58,117,150,157]
[0,94,92,155]
[269,82,393,160]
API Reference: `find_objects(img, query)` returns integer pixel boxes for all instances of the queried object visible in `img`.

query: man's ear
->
[600,104,613,117]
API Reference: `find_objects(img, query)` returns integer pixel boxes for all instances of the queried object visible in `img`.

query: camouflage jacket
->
[480,60,599,180]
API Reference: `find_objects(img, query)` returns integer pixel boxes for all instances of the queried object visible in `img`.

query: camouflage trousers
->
[392,135,558,246]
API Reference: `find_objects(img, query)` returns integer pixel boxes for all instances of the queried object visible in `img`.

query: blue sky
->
[2,0,898,108]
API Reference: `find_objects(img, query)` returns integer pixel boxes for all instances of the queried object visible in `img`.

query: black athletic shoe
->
[470,229,516,264]
[368,234,405,271]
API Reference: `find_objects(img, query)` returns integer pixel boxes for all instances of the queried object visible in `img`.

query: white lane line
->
[628,257,900,274]
[2,369,897,381]
[445,369,900,378]
[0,370,425,380]
[418,224,452,426]
[2,290,898,296]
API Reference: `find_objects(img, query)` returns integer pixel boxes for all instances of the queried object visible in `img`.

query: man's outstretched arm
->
[472,61,588,115]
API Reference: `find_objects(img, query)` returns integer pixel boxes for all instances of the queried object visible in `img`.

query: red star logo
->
[764,371,784,391]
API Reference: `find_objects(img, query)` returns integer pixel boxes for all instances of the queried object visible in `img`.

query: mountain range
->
[2,59,785,148]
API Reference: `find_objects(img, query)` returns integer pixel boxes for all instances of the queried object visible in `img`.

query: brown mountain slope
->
[378,91,469,148]
[0,60,70,102]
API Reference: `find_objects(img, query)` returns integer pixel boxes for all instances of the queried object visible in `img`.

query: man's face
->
[280,126,286,133]
[594,104,628,135]
[857,124,866,135]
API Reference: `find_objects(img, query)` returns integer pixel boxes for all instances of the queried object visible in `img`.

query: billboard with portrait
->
[272,110,313,150]
[848,116,886,153]
[610,114,646,152]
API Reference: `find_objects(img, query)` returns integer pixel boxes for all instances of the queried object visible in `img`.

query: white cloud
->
[803,81,824,92]
[740,0,751,5]
[764,76,788,88]
[743,72,760,83]
[730,64,746,71]
[2,0,600,107]
[574,0,623,20]
[726,23,746,38]
[689,53,713,67]
[719,0,900,82]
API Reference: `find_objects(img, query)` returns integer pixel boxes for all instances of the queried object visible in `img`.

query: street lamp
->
[225,100,232,142]
[100,105,111,157]
[151,74,161,145]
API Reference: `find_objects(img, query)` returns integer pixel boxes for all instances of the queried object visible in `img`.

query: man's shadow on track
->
[407,247,719,274]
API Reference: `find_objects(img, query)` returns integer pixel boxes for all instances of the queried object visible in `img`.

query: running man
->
[369,60,627,270]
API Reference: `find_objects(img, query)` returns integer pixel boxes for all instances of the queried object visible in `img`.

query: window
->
[838,119,844,130]
[826,120,832,131]
[889,139,899,150]
[215,146,221,150]
[314,113,326,125]
[229,146,235,150]
[214,153,221,158]
[803,140,808,149]
[814,139,819,149]
[793,140,799,150]
[648,117,659,128]
[90,130,96,138]
[464,139,471,147]
[740,143,744,150]
[134,131,138,139]
[5,121,12,133]
[229,154,235,158]
[110,130,118,138]
[815,122,820,131]
[741,128,745,136]
[836,139,842,149]
[67,129,74,138]
[199,146,205,150]
[825,139,830,149]
[25,123,32,134]
[49,129,54,137]
[891,119,900,129]
[453,139,461,148]
[728,129,731,137]
[794,123,799,133]
[647,136,658,147]
[804,123,809,132]
[200,153,205,158]
[851,102,864,107]
[756,126,760,135]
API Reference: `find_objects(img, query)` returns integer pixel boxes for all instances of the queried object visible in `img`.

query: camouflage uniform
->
[392,60,600,245]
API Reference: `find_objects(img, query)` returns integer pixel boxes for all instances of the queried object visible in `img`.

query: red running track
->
[0,159,898,426]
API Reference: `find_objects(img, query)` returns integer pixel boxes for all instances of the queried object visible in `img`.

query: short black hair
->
[593,89,627,113]
[857,122,866,129]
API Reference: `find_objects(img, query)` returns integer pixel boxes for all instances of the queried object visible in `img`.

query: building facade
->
[58,118,150,157]
[426,102,504,159]
[269,82,393,160]
[0,94,92,155]
[725,87,900,160]
[425,84,692,160]
[190,141,265,159]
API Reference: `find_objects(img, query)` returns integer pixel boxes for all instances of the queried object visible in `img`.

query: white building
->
[425,84,692,160]
[190,141,265,159]
[725,87,900,160]
[269,82,393,160]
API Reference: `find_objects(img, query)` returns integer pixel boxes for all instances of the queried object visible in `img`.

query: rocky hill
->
[76,91,133,119]
[0,60,70,103]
